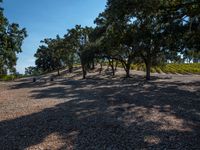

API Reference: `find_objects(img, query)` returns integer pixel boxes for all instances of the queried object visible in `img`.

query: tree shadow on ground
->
[0,77,200,149]
[10,74,171,90]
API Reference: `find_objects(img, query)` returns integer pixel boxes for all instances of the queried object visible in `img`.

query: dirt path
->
[0,72,200,150]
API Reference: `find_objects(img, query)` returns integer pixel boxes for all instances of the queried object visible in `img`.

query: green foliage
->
[99,0,200,80]
[0,1,27,74]
[25,66,41,76]
[0,75,15,81]
[35,36,66,75]
[32,0,199,80]
[0,73,31,81]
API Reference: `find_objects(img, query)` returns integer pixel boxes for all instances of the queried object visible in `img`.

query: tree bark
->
[145,62,151,80]
[121,61,131,78]
[141,52,151,80]
[110,59,115,76]
[108,58,115,76]
[81,63,86,79]
[125,63,131,78]
[68,65,73,73]
[99,62,103,74]
[114,61,118,71]
[82,67,86,79]
[91,59,95,70]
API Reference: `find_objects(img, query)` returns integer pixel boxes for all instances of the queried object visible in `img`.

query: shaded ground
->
[0,70,200,150]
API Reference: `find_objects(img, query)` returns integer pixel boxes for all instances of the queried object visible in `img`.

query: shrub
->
[0,75,16,81]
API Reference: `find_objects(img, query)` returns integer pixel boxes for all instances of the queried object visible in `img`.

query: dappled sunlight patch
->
[158,116,193,132]
[61,130,79,150]
[76,108,98,119]
[77,99,96,104]
[144,135,160,145]
[111,105,193,132]
[93,83,134,89]
[65,93,77,97]
[178,85,198,92]
[27,132,78,150]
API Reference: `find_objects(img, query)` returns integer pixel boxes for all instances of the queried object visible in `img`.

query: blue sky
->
[2,0,107,73]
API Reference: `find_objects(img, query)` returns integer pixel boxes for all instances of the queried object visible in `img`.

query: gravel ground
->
[0,69,200,150]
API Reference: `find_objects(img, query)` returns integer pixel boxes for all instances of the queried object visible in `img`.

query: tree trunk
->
[82,67,86,79]
[81,64,86,79]
[121,61,131,78]
[142,52,151,80]
[145,62,151,80]
[114,61,118,71]
[108,59,115,76]
[99,62,103,74]
[91,59,95,70]
[111,59,115,76]
[125,64,131,78]
[80,53,86,79]
[68,65,73,73]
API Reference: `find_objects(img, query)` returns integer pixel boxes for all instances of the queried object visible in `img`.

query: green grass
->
[0,74,29,81]
[102,61,200,74]
[0,75,17,81]
[131,63,200,74]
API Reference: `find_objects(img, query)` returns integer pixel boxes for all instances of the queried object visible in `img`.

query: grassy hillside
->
[0,75,18,81]
[0,74,29,81]
[131,63,200,74]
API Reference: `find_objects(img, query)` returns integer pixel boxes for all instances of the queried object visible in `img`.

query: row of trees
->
[34,0,200,80]
[34,25,96,78]
[0,0,27,75]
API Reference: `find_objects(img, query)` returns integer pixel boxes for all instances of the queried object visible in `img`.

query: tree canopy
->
[0,0,27,74]
[33,0,200,80]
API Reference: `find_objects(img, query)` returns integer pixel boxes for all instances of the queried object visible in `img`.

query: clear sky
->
[2,0,107,74]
